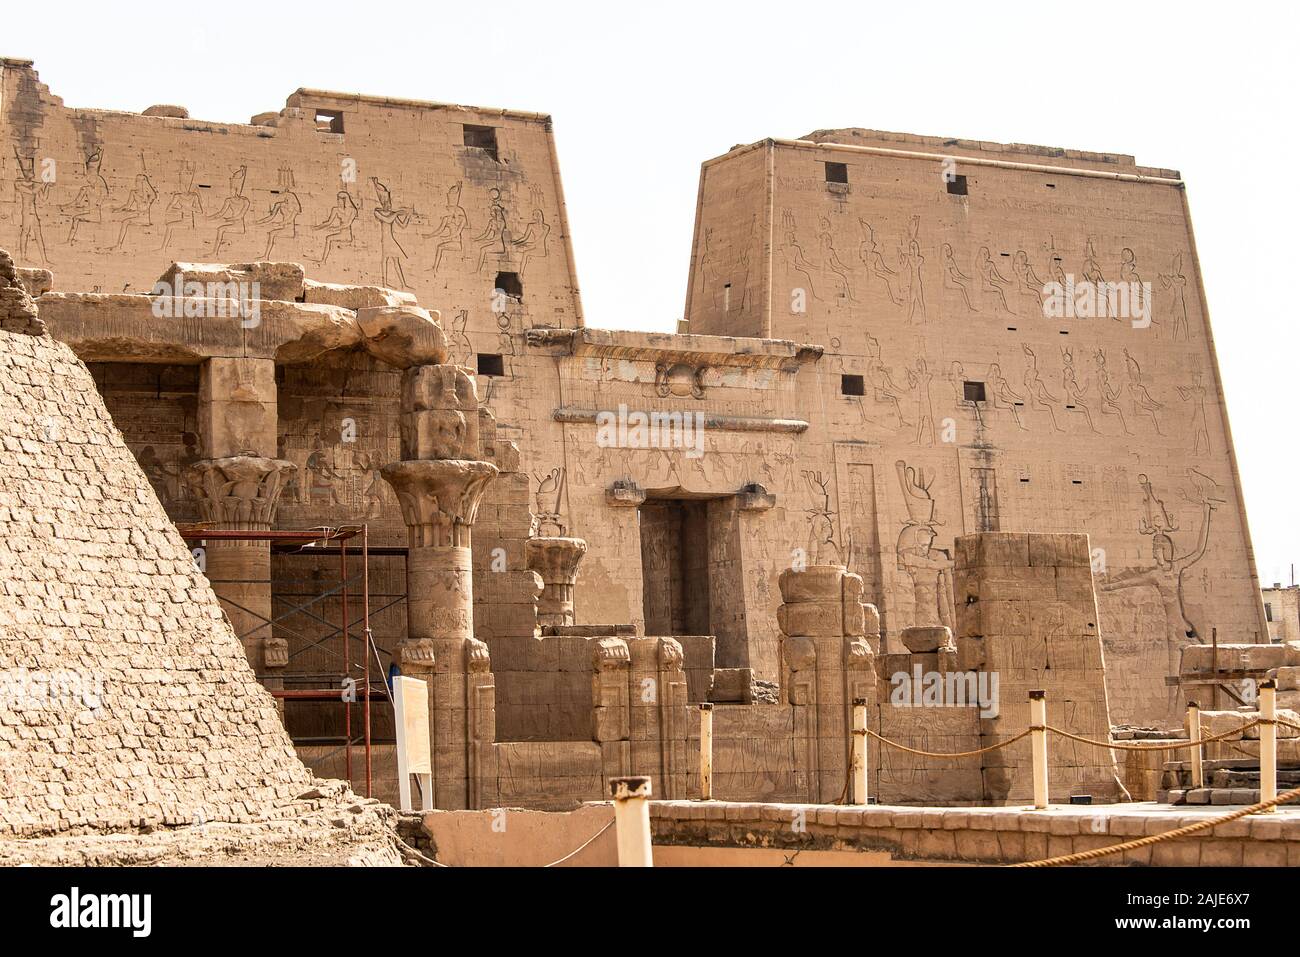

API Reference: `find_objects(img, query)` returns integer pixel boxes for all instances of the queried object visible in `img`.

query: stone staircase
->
[1158,758,1300,805]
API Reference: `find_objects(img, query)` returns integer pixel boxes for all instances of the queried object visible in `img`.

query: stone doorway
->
[637,494,747,667]
[639,499,711,636]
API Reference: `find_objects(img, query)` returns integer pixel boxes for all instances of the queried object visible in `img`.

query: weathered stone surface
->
[0,248,44,335]
[0,324,326,840]
[36,292,361,363]
[358,305,448,368]
[17,266,52,298]
[0,58,1273,814]
[157,260,305,302]
[302,278,416,310]
[901,625,952,653]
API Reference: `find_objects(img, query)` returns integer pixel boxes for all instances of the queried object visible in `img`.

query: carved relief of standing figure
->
[907,357,936,446]
[1159,253,1191,342]
[371,176,413,289]
[12,149,51,265]
[1100,473,1221,712]
[899,216,925,322]
[802,470,841,566]
[895,460,954,631]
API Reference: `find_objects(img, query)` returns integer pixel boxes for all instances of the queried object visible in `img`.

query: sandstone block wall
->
[953,532,1122,803]
[0,326,315,838]
[2,56,1269,783]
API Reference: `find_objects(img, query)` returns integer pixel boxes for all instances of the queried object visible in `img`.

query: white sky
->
[14,1,1299,589]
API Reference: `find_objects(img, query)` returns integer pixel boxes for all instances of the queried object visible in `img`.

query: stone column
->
[627,636,689,800]
[778,565,877,803]
[186,455,296,671]
[364,305,499,809]
[592,637,632,780]
[526,537,588,628]
[186,357,293,679]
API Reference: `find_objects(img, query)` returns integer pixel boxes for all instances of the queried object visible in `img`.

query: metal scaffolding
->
[177,524,406,797]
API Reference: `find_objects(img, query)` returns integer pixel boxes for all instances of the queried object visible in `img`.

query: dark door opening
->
[639,499,711,637]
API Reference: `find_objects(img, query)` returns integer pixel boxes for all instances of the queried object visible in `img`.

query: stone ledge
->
[646,800,1300,866]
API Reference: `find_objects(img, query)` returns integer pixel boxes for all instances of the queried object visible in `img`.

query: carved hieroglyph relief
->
[895,460,955,632]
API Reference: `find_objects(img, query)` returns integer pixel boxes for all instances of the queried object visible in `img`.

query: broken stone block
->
[157,261,306,302]
[777,600,844,637]
[0,249,44,336]
[901,625,952,654]
[709,668,755,703]
[16,266,51,298]
[605,480,646,507]
[1273,666,1300,691]
[358,305,449,368]
[142,104,188,118]
[302,278,416,310]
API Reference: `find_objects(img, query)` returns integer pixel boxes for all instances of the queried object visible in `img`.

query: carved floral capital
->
[381,459,498,547]
[184,455,297,528]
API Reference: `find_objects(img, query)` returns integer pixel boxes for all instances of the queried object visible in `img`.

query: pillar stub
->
[526,536,588,627]
[263,637,289,669]
[398,638,436,669]
[592,636,631,669]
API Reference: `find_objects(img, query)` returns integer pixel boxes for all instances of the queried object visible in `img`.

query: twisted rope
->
[1010,784,1300,867]
[856,727,1032,758]
[1045,719,1262,752]
[396,818,615,868]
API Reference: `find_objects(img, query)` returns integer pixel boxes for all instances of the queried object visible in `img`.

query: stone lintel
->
[556,407,809,434]
[36,292,362,364]
[526,326,823,371]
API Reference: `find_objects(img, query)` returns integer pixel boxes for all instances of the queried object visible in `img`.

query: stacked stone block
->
[778,565,876,803]
[954,532,1123,803]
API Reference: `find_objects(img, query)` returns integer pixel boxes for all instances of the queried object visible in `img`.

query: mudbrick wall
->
[0,267,317,838]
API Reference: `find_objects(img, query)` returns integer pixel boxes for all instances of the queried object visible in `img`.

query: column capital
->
[381,459,498,547]
[526,536,587,627]
[184,455,296,528]
[525,536,588,585]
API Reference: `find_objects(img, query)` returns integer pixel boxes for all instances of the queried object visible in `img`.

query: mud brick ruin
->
[0,57,1288,843]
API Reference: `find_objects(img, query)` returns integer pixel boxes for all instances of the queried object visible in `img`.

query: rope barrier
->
[853,719,1269,757]
[1046,720,1262,752]
[543,819,616,867]
[856,726,1033,759]
[396,818,616,868]
[1009,783,1300,867]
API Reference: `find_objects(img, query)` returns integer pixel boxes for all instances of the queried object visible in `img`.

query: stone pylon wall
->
[0,315,314,837]
[684,132,1268,729]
